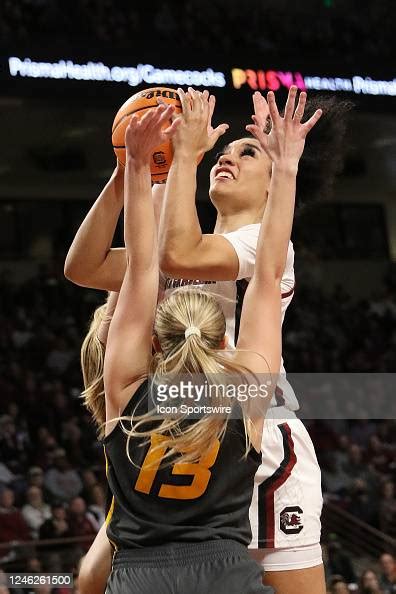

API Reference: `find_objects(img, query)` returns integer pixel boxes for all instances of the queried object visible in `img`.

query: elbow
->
[253,270,283,290]
[64,255,95,288]
[64,257,85,287]
[274,268,284,284]
[63,255,79,283]
[159,247,184,278]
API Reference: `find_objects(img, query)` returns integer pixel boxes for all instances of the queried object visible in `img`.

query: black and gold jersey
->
[103,380,261,550]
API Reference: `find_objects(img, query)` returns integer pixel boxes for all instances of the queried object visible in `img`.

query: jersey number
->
[135,434,220,500]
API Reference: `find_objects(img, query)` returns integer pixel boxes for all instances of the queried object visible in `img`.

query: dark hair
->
[264,94,353,210]
[294,95,353,209]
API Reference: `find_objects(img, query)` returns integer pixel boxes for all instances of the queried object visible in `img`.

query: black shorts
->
[106,540,274,594]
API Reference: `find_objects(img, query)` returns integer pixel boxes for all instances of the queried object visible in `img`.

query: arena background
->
[0,2,395,593]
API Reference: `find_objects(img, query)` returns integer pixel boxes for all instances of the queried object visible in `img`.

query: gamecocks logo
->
[153,151,167,167]
[280,506,304,535]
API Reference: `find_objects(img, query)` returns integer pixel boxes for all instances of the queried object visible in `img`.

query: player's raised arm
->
[64,164,126,290]
[64,157,165,292]
[236,87,322,375]
[104,105,180,416]
[159,88,237,281]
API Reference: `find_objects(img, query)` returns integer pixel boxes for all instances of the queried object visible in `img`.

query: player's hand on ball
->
[246,86,322,170]
[125,104,180,166]
[172,87,229,158]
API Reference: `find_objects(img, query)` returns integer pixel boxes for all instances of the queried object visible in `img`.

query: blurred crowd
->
[0,265,103,572]
[0,263,395,592]
[284,276,396,373]
[1,0,394,64]
[308,419,396,532]
[324,551,396,593]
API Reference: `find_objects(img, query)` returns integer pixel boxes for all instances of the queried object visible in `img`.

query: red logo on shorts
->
[280,506,304,535]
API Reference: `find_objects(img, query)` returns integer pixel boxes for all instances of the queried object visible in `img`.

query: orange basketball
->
[112,87,182,183]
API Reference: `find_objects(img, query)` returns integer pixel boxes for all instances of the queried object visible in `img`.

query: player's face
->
[209,138,272,213]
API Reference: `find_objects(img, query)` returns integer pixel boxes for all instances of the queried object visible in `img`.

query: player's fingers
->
[152,102,168,118]
[210,123,229,142]
[208,94,216,114]
[147,103,165,120]
[125,115,141,144]
[293,92,307,123]
[156,99,172,118]
[177,88,191,118]
[252,91,261,113]
[245,124,268,149]
[195,88,207,114]
[155,106,175,133]
[129,114,139,127]
[201,92,210,119]
[253,91,268,119]
[188,87,200,111]
[266,92,281,126]
[134,110,154,132]
[141,105,166,132]
[302,109,323,135]
[157,104,175,125]
[163,116,182,138]
[252,112,271,133]
[208,95,216,128]
[284,85,298,120]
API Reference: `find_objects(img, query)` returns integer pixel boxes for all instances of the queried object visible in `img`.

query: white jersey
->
[162,223,299,411]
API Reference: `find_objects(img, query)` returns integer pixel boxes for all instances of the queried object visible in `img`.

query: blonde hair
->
[80,303,107,438]
[121,289,258,466]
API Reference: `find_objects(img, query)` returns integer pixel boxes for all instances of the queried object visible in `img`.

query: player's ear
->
[152,335,162,353]
[219,335,228,350]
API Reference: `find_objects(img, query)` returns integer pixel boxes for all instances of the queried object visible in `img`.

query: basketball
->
[112,87,182,183]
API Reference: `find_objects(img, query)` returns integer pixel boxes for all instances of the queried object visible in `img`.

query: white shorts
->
[248,409,323,570]
[250,543,323,572]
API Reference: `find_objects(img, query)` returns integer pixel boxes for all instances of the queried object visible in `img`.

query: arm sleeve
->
[221,225,260,281]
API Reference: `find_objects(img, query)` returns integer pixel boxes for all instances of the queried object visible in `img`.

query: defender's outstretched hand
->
[246,86,322,170]
[125,103,180,165]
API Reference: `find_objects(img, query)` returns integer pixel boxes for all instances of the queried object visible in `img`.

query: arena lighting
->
[8,57,226,88]
[232,68,396,97]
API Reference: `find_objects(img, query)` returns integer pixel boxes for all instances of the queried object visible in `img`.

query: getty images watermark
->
[147,373,277,419]
[145,373,396,420]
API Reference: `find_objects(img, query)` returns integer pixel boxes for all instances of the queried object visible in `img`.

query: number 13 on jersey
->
[135,434,220,500]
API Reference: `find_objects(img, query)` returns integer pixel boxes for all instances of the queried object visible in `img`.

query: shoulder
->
[220,225,260,266]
